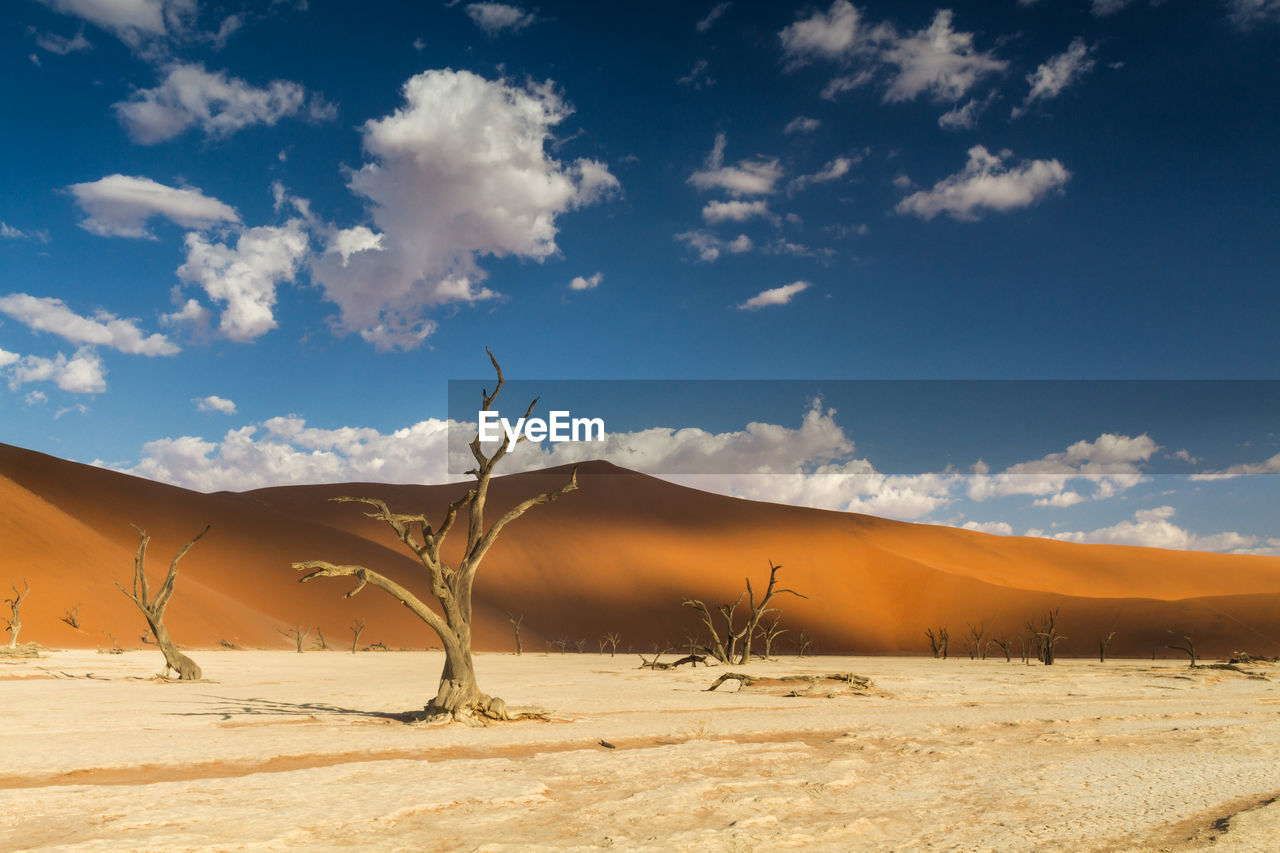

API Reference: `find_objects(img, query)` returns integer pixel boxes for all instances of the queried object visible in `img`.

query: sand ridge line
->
[0,728,851,791]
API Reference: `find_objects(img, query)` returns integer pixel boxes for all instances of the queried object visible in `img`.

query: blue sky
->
[1,0,1278,553]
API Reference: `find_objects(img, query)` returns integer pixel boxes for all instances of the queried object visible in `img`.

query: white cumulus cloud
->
[879,10,1007,103]
[114,62,334,145]
[675,230,753,262]
[688,133,783,197]
[195,394,236,414]
[779,0,865,67]
[1190,452,1280,481]
[783,116,821,135]
[1015,39,1095,116]
[895,145,1070,221]
[701,200,775,224]
[0,293,178,355]
[464,3,536,35]
[173,219,309,342]
[37,0,196,48]
[308,70,619,350]
[68,174,238,239]
[569,272,603,291]
[3,347,106,394]
[738,280,811,310]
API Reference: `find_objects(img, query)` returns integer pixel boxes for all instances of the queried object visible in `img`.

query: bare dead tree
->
[315,628,328,651]
[964,622,988,660]
[756,614,788,659]
[350,617,366,654]
[991,634,1012,662]
[4,580,30,649]
[683,561,805,665]
[506,612,525,656]
[294,350,579,723]
[1098,630,1116,663]
[574,638,587,654]
[796,631,813,658]
[1019,634,1032,664]
[925,626,950,659]
[1167,631,1197,667]
[279,624,311,653]
[116,525,209,681]
[1027,609,1066,665]
[60,603,82,630]
[603,632,620,657]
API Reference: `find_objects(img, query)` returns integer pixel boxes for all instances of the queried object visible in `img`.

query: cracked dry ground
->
[2,651,1278,851]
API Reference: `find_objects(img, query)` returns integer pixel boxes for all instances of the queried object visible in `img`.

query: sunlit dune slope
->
[2,442,1278,658]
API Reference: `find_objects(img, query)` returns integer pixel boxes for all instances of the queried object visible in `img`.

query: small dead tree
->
[350,617,366,653]
[280,624,311,653]
[603,632,620,657]
[1167,631,1197,667]
[991,634,1012,662]
[4,580,31,649]
[116,525,209,681]
[964,622,988,660]
[1098,630,1116,663]
[316,628,329,651]
[506,612,525,656]
[574,638,587,654]
[61,604,82,630]
[294,350,579,722]
[925,626,950,659]
[1028,609,1066,665]
[756,614,788,659]
[796,631,813,658]
[682,561,806,666]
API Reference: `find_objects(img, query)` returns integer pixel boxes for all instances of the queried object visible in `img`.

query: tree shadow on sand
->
[173,694,423,723]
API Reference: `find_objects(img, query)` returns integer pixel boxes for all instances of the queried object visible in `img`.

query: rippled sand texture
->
[2,651,1278,851]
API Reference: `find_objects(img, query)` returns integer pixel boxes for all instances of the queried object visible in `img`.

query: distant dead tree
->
[683,561,805,665]
[116,524,209,681]
[1167,631,1198,667]
[4,580,30,649]
[990,634,1012,662]
[1019,634,1032,665]
[280,624,311,653]
[553,637,569,654]
[60,603,82,630]
[756,614,788,659]
[574,638,587,654]
[602,632,620,657]
[1028,609,1066,665]
[294,350,579,722]
[315,628,329,651]
[964,622,988,660]
[796,631,813,658]
[925,627,949,659]
[350,617,366,654]
[1097,630,1116,663]
[506,612,525,655]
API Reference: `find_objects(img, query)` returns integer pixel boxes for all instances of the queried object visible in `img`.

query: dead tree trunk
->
[683,561,805,665]
[1028,609,1066,665]
[1168,632,1197,667]
[991,634,1012,662]
[294,350,579,723]
[116,525,209,681]
[757,614,787,659]
[506,612,524,655]
[4,580,30,649]
[60,604,82,630]
[603,632,620,657]
[926,626,950,659]
[280,624,311,652]
[350,617,365,653]
[1098,630,1116,663]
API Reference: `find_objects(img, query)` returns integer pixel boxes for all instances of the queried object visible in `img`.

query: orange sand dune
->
[2,442,1279,658]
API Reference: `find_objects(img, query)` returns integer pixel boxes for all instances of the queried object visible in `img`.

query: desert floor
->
[2,650,1278,852]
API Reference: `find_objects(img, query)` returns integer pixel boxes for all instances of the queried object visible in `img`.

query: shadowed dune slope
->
[2,442,1279,658]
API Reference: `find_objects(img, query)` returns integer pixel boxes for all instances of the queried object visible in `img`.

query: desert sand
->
[3,442,1280,660]
[2,649,1278,851]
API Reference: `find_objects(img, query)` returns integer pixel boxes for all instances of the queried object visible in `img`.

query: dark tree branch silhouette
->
[4,580,30,649]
